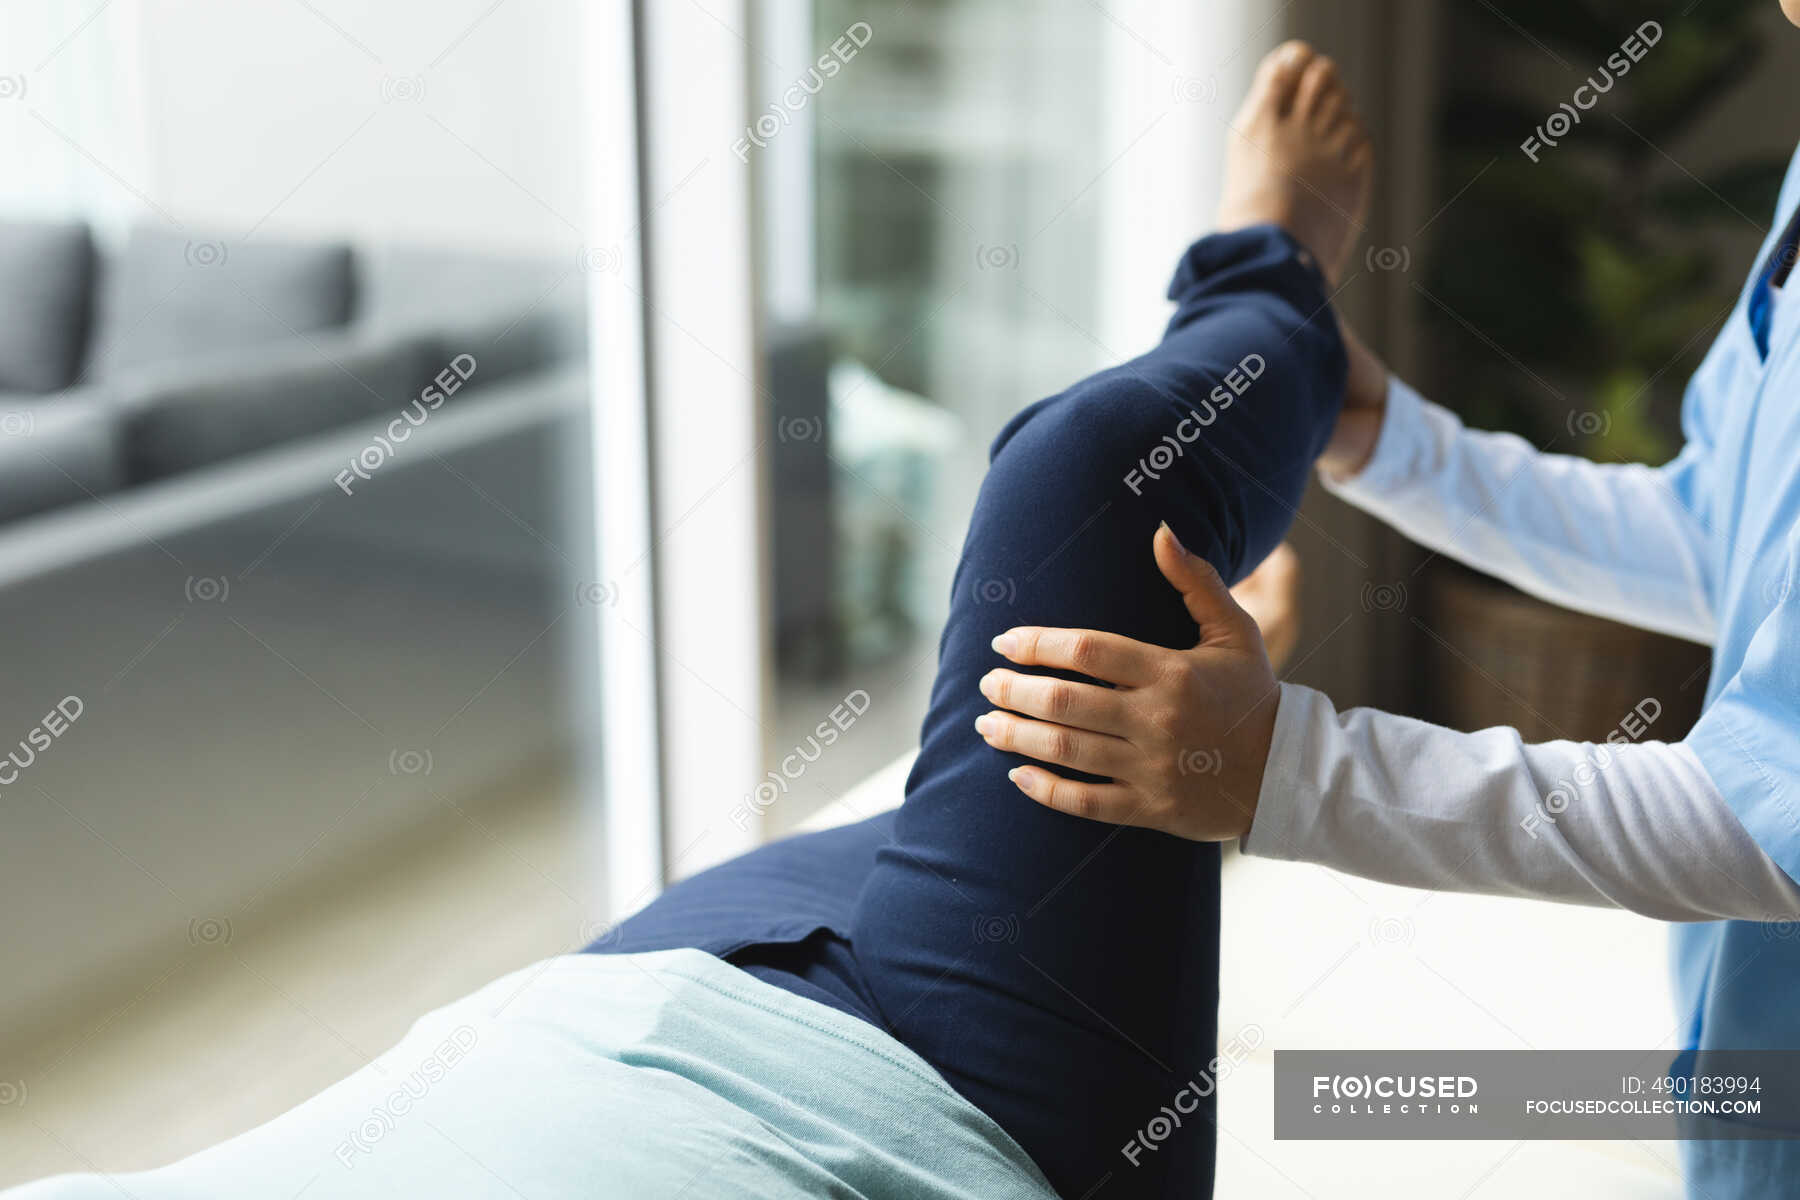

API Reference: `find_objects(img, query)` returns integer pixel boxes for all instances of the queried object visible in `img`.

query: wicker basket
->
[1423,564,1712,743]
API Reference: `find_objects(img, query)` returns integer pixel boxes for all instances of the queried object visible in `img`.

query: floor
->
[0,762,590,1191]
[767,635,938,836]
[1215,849,1685,1198]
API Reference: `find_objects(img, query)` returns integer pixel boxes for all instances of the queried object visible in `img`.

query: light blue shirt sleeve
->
[1685,544,1800,887]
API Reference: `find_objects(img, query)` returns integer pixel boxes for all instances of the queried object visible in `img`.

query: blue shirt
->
[1666,141,1800,1194]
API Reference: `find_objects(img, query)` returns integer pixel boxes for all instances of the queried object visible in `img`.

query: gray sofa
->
[0,220,585,524]
[0,218,597,1031]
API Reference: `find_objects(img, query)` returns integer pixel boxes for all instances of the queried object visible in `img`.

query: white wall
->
[0,0,590,251]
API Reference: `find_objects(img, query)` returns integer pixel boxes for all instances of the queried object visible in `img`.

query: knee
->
[993,374,1193,499]
[983,373,1246,577]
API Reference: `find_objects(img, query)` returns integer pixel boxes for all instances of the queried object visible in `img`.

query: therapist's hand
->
[977,525,1279,842]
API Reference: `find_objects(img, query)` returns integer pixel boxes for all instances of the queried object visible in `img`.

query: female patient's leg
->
[850,222,1347,1199]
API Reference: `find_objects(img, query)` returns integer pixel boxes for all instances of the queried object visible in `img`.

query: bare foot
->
[1215,41,1372,285]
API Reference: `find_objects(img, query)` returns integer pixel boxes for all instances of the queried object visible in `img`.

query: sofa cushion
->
[120,333,440,484]
[356,244,586,393]
[0,392,125,522]
[424,306,587,395]
[87,227,354,380]
[0,219,96,393]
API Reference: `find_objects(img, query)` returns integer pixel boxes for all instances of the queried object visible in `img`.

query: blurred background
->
[0,0,1795,1195]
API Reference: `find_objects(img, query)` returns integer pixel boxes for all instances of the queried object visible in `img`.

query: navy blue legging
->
[594,224,1345,1199]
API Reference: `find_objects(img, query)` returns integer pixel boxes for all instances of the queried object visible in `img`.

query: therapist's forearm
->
[1245,683,1800,923]
[1324,376,1716,644]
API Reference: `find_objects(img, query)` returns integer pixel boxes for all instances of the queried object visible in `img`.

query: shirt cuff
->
[1240,681,1326,863]
[1319,373,1428,501]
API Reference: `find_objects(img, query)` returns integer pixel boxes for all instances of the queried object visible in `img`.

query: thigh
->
[851,226,1344,1199]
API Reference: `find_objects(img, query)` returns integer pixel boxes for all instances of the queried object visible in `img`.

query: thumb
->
[1153,522,1255,646]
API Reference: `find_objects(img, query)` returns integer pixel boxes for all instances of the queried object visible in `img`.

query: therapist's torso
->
[1667,141,1800,1194]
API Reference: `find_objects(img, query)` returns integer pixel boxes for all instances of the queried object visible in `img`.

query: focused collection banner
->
[1274,1051,1800,1140]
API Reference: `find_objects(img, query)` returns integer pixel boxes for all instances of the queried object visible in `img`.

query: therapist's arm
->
[982,539,1800,923]
[1320,335,1716,645]
[1246,683,1800,923]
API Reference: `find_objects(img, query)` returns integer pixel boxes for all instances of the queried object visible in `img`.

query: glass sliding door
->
[751,0,1258,832]
[0,0,631,1178]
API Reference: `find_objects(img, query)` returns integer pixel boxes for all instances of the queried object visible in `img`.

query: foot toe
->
[1292,54,1342,118]
[1253,40,1314,113]
[1312,89,1347,132]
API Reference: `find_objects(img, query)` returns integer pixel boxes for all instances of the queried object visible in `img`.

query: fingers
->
[976,710,1134,776]
[1152,523,1257,646]
[990,625,1160,687]
[979,668,1135,736]
[1007,765,1146,828]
